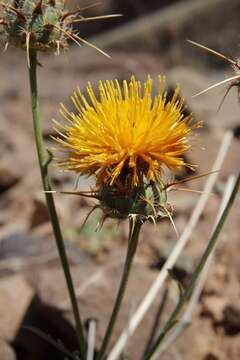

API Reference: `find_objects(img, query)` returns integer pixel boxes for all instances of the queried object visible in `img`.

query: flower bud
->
[99,179,172,223]
[0,0,72,52]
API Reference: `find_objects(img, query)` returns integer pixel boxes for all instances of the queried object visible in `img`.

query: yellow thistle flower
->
[54,75,196,189]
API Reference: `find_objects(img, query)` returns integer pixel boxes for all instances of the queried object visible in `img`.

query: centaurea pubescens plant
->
[1,1,240,358]
[53,75,199,358]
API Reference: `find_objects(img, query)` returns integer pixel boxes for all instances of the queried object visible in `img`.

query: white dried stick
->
[152,175,236,359]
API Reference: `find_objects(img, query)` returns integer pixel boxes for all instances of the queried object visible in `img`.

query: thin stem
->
[28,49,86,359]
[141,288,169,360]
[145,173,240,360]
[97,217,142,360]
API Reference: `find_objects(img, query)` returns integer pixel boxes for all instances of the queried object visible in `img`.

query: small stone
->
[0,275,34,340]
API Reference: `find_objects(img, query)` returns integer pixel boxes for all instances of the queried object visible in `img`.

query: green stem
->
[97,217,142,360]
[28,50,86,360]
[145,174,240,360]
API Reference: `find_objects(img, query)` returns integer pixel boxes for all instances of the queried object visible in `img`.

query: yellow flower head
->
[54,76,196,188]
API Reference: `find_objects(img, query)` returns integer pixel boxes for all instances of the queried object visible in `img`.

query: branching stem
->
[28,49,86,360]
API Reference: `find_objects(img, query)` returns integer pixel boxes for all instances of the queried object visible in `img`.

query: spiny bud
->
[0,0,67,52]
[0,0,110,56]
[99,177,173,224]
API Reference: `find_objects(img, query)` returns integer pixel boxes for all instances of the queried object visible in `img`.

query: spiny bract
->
[1,0,87,53]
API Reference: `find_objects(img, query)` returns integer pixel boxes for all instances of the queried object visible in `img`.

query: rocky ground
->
[0,0,240,359]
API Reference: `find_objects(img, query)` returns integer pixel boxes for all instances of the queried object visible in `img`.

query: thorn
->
[76,2,102,12]
[60,9,81,22]
[70,14,123,24]
[165,170,220,189]
[43,190,99,198]
[73,32,110,58]
[217,82,239,112]
[54,24,82,48]
[141,194,157,217]
[96,213,108,232]
[57,190,100,200]
[80,205,100,230]
[193,75,240,98]
[59,1,101,21]
[162,204,179,238]
[147,215,156,226]
[171,187,214,196]
[187,39,237,66]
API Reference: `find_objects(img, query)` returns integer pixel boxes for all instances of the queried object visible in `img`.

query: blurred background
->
[0,0,240,359]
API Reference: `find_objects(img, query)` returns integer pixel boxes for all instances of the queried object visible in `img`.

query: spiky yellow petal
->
[54,75,196,187]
